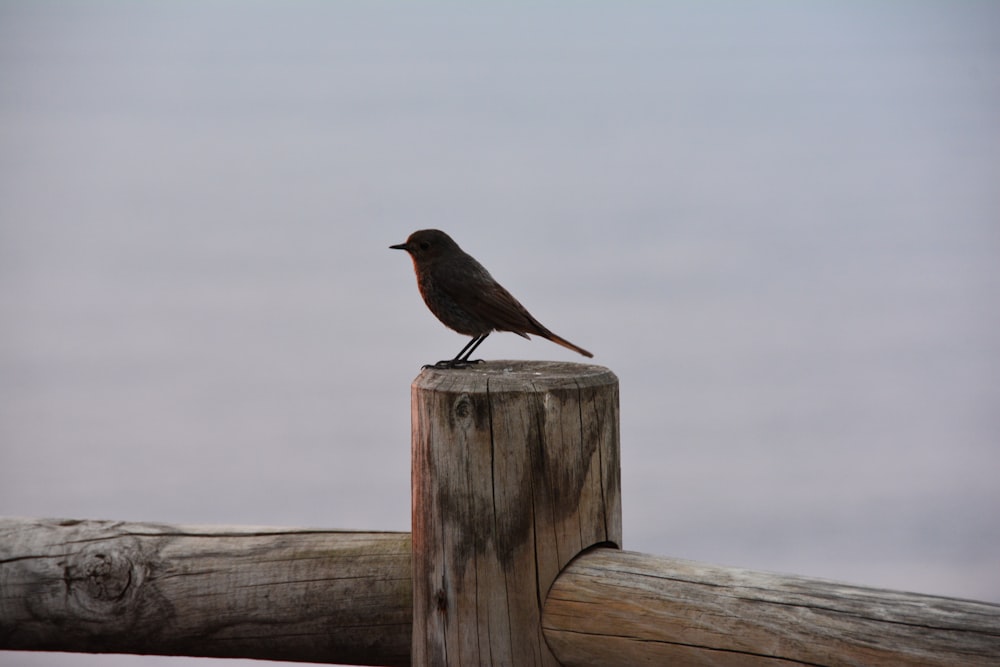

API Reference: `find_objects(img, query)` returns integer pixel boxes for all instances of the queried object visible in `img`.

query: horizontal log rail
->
[0,518,411,666]
[3,517,999,666]
[543,548,1000,667]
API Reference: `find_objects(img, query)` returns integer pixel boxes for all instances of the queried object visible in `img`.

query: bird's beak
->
[389,242,409,251]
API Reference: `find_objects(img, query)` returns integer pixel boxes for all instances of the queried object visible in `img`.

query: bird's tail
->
[543,331,593,358]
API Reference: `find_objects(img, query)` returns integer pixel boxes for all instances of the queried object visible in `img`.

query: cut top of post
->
[412,359,617,393]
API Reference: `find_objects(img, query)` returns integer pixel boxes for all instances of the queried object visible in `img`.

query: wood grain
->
[410,360,621,666]
[543,548,1000,667]
[0,517,411,666]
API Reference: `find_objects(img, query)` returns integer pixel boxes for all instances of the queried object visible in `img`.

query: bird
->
[390,229,593,368]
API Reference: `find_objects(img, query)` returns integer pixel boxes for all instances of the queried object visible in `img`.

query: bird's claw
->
[422,359,484,370]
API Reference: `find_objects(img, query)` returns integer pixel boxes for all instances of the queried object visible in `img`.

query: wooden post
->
[410,360,621,666]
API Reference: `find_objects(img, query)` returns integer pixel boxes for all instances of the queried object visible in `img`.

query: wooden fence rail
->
[3,518,998,666]
[0,519,411,665]
[3,361,999,665]
[544,548,1000,667]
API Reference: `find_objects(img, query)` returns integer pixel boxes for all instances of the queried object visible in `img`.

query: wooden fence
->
[2,361,999,665]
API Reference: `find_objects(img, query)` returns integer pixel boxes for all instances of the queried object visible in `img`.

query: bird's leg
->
[424,334,489,369]
[457,333,488,362]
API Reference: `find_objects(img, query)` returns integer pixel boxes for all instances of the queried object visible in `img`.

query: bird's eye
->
[419,241,430,250]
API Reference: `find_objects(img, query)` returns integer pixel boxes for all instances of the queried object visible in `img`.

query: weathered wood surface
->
[543,548,1000,667]
[0,517,411,666]
[410,360,621,666]
[5,519,1000,667]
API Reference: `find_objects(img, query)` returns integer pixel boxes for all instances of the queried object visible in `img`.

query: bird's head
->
[390,229,460,264]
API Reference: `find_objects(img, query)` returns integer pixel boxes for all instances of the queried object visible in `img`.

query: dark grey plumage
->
[391,229,593,366]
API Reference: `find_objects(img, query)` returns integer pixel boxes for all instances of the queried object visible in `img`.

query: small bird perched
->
[391,229,593,368]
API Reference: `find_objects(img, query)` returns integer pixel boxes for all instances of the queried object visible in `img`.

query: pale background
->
[2,2,998,666]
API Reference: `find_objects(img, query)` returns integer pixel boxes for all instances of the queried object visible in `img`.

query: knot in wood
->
[80,550,131,601]
[65,540,143,619]
[452,395,472,421]
[449,393,487,430]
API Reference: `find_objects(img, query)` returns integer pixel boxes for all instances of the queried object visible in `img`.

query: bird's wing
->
[458,278,548,339]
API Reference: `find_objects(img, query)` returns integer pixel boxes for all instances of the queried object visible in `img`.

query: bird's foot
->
[422,359,484,370]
